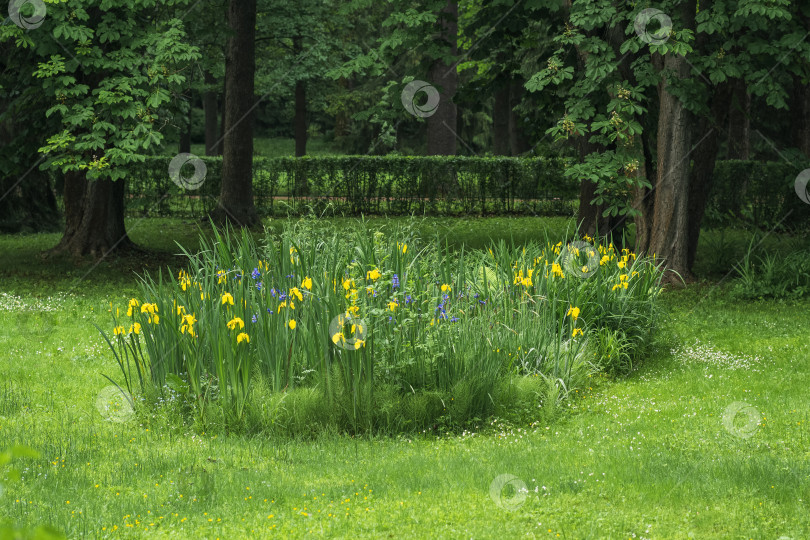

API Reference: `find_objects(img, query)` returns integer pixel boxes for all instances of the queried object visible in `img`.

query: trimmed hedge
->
[121,155,579,217]
[703,159,810,231]
[95,154,809,227]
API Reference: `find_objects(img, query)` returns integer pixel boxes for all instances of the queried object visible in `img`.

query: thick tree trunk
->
[726,78,750,159]
[426,0,458,156]
[50,171,133,258]
[649,50,694,284]
[508,80,530,156]
[214,0,258,226]
[792,75,810,158]
[204,71,219,156]
[493,82,510,155]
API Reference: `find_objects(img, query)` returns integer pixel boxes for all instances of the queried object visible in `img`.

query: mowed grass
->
[0,218,808,538]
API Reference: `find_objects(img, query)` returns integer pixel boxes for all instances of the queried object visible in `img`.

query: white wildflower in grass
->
[672,340,764,371]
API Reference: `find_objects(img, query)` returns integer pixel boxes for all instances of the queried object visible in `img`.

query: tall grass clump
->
[732,237,810,299]
[99,218,664,435]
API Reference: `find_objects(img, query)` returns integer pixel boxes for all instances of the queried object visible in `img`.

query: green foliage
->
[0,1,201,181]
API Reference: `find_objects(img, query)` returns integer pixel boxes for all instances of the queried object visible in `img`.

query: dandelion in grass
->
[237,332,249,344]
[227,317,244,331]
[221,292,234,306]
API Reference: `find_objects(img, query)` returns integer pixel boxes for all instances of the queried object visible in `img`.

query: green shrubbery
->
[105,155,810,230]
[732,237,810,299]
[704,160,810,231]
[119,155,578,218]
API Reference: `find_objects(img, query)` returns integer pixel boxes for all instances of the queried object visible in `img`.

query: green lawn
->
[0,218,808,538]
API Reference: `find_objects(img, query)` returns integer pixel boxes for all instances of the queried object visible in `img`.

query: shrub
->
[115,155,578,218]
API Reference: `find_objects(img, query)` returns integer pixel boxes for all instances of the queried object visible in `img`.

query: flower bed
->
[101,220,664,435]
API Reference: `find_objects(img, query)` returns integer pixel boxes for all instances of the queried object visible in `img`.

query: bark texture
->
[214,0,258,226]
[426,0,458,156]
[649,49,694,283]
[204,70,219,156]
[493,82,511,155]
[50,171,133,258]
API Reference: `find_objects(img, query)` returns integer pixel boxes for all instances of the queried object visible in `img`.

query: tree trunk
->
[792,74,810,158]
[179,101,192,154]
[213,0,258,227]
[50,171,133,258]
[687,82,732,270]
[508,79,530,156]
[648,49,694,284]
[632,132,655,255]
[426,0,458,156]
[294,78,307,157]
[293,36,308,158]
[726,78,750,159]
[493,82,510,155]
[204,70,219,156]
